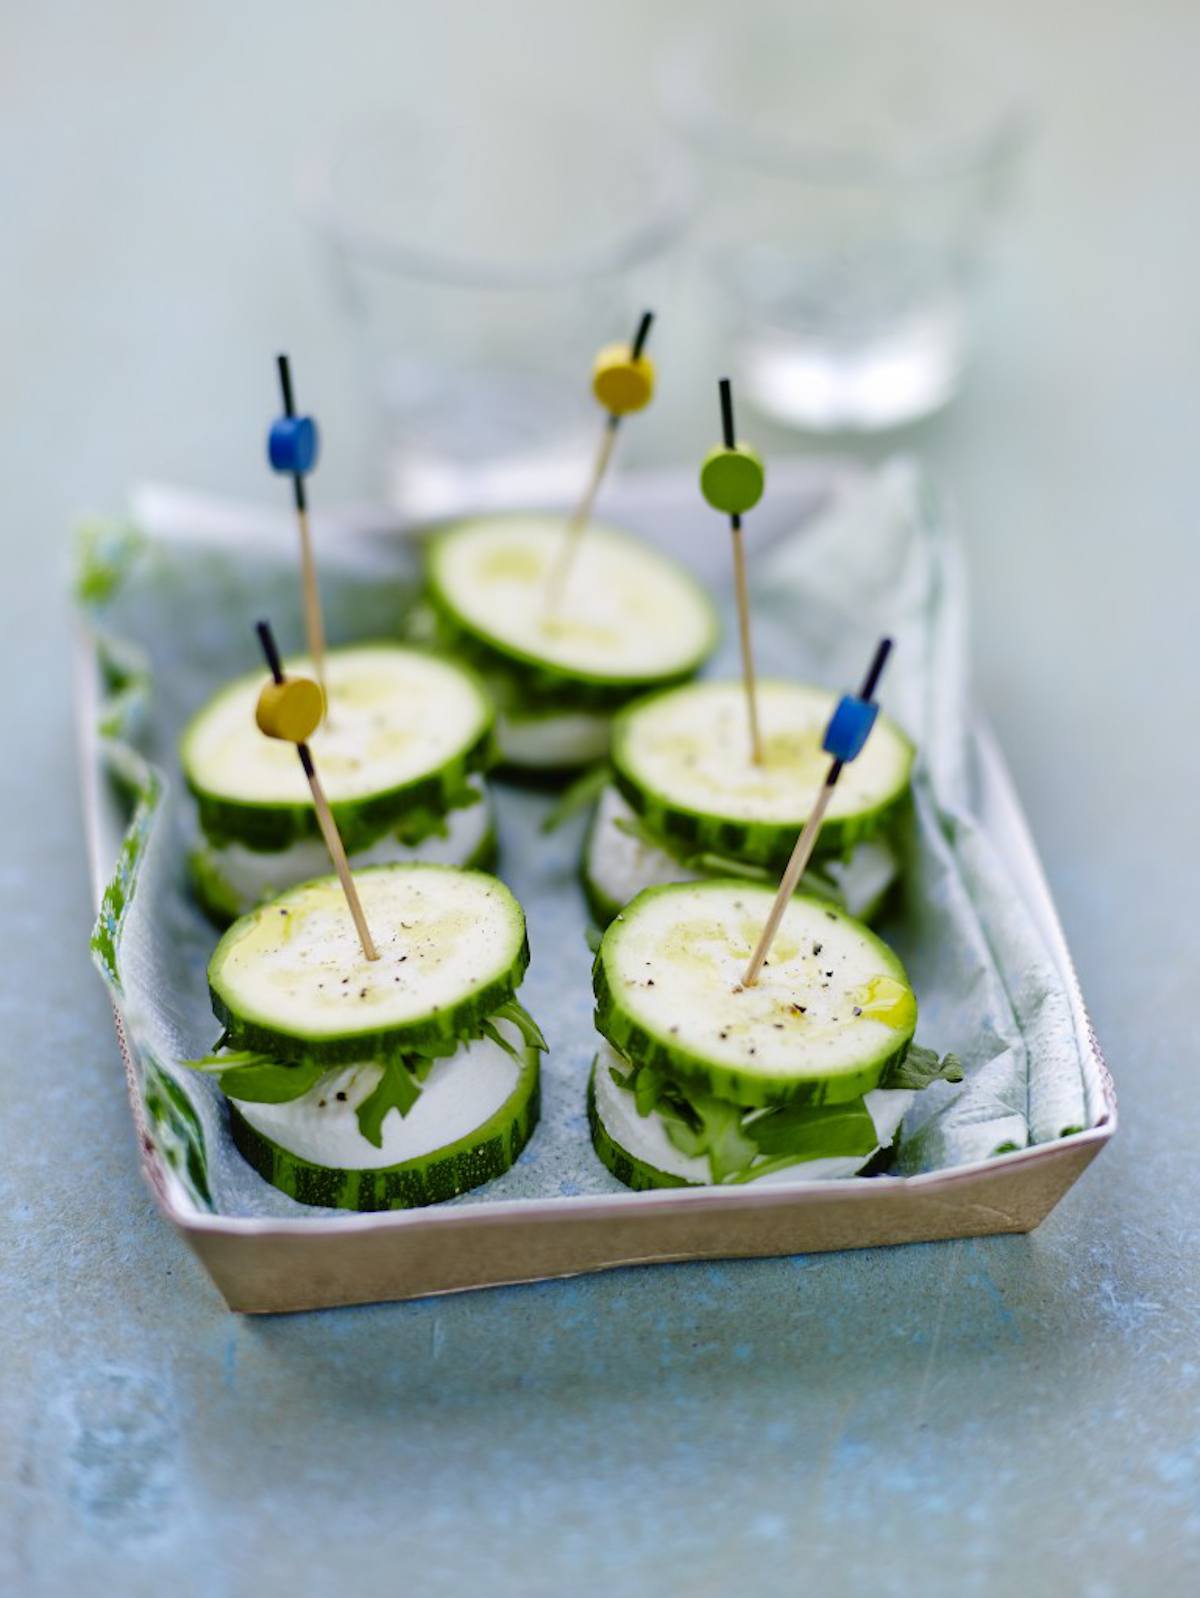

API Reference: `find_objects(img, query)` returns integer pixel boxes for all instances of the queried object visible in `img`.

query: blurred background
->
[4,4,1200,1592]
[6,0,1195,871]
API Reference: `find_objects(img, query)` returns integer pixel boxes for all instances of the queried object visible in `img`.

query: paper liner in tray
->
[76,461,1115,1313]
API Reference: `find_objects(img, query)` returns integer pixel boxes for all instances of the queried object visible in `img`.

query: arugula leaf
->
[612,811,673,852]
[682,1095,759,1183]
[609,1065,882,1184]
[491,998,548,1053]
[481,1001,548,1063]
[689,852,773,883]
[540,761,612,834]
[746,1100,879,1161]
[186,1051,326,1104]
[355,1059,423,1149]
[882,1043,964,1091]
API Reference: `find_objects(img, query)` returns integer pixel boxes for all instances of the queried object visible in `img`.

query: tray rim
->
[75,469,1116,1260]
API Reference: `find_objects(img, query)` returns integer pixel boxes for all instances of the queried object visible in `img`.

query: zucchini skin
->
[229,1045,540,1211]
[579,788,901,931]
[586,1067,692,1191]
[208,865,530,1065]
[186,732,494,855]
[592,885,916,1109]
[578,797,637,928]
[582,852,897,934]
[188,822,499,931]
[214,933,530,1065]
[610,683,914,872]
[425,517,719,714]
[181,645,496,854]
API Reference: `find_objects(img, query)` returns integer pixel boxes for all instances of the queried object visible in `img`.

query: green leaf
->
[633,1070,757,1182]
[746,1100,879,1161]
[627,1062,669,1119]
[391,803,452,848]
[73,518,145,606]
[186,1051,325,1104]
[396,1037,458,1068]
[540,761,611,833]
[688,851,772,883]
[355,1059,422,1148]
[689,1095,760,1184]
[612,811,670,852]
[608,1065,886,1185]
[882,1043,965,1091]
[492,997,548,1053]
[480,1020,518,1061]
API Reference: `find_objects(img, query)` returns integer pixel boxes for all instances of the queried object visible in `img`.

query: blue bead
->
[268,415,319,475]
[822,695,878,763]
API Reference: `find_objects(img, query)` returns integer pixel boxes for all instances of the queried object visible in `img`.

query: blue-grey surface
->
[2,3,1197,1595]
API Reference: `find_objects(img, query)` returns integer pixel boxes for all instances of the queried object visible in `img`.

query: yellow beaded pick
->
[255,676,325,744]
[592,342,656,416]
[545,310,656,613]
[254,622,379,963]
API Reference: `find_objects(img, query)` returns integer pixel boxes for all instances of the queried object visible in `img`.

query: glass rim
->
[662,37,1035,189]
[301,107,698,292]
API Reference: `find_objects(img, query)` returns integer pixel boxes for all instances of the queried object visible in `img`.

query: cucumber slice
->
[496,705,612,773]
[589,1045,913,1189]
[426,514,718,710]
[230,1023,539,1210]
[611,680,913,870]
[210,864,528,1062]
[594,881,917,1107]
[182,644,493,853]
[189,778,496,926]
[582,785,900,927]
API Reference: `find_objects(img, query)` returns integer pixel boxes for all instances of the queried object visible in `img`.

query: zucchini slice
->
[588,1045,913,1189]
[582,784,900,928]
[611,679,913,870]
[594,881,917,1107]
[210,864,528,1062]
[189,778,496,926]
[496,705,612,773]
[425,514,718,711]
[182,644,494,854]
[230,1025,539,1211]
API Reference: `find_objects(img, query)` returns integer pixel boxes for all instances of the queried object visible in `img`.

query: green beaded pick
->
[699,445,765,516]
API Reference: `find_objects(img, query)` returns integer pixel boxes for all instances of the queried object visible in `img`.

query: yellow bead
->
[255,676,324,743]
[592,343,656,415]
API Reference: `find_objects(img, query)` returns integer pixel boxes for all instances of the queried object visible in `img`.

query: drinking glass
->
[307,99,694,514]
[665,18,1030,431]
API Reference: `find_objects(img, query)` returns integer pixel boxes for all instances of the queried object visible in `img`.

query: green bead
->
[699,445,765,515]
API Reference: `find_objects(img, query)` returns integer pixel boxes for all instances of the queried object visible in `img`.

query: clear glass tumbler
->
[666,18,1030,432]
[307,99,694,514]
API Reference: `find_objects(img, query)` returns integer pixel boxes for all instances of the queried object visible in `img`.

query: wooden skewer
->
[297,744,379,962]
[742,778,836,988]
[295,505,327,699]
[545,310,655,616]
[276,355,327,702]
[742,638,893,987]
[720,380,764,766]
[544,418,618,613]
[730,515,763,766]
[255,621,378,962]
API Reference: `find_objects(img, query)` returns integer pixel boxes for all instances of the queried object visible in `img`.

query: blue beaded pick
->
[822,695,878,763]
[268,414,319,476]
